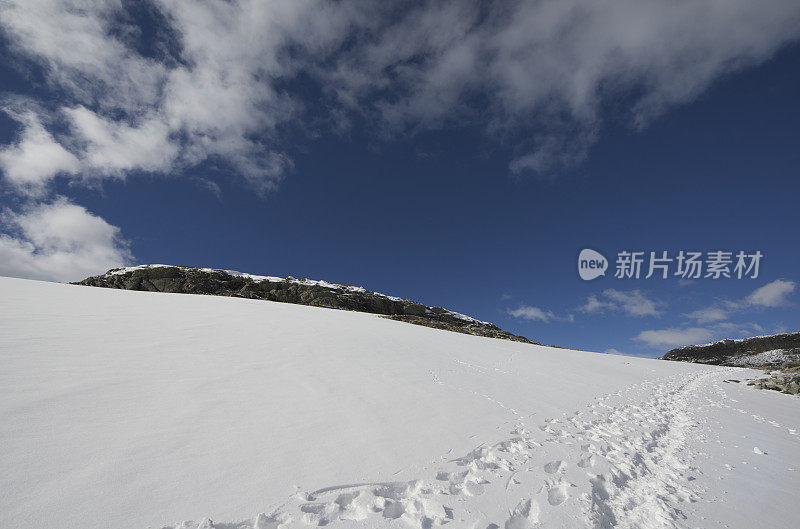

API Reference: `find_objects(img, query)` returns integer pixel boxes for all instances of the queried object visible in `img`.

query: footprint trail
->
[167,370,730,529]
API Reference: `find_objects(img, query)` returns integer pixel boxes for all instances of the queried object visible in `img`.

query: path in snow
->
[169,369,736,529]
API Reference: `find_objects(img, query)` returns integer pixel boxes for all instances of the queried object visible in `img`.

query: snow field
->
[0,277,798,529]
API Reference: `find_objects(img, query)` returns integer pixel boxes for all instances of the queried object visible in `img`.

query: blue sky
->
[0,1,798,356]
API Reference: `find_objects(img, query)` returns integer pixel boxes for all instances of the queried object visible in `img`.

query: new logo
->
[578,249,607,281]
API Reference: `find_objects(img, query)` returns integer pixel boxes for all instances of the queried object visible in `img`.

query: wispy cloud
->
[633,327,716,349]
[683,306,729,324]
[506,302,576,323]
[683,279,797,324]
[319,0,800,175]
[629,279,796,350]
[507,305,555,323]
[745,279,796,307]
[580,294,615,314]
[633,321,770,351]
[580,289,662,317]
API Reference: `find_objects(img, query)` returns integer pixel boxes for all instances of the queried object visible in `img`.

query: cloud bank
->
[0,197,132,282]
[0,0,798,196]
[1,0,799,280]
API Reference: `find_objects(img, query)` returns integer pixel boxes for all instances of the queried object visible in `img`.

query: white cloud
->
[604,289,661,317]
[64,106,178,176]
[714,321,766,337]
[323,0,800,173]
[0,110,80,195]
[635,280,797,351]
[579,294,614,314]
[507,305,555,322]
[684,306,729,324]
[745,279,796,307]
[633,320,772,351]
[0,0,324,195]
[0,197,131,282]
[580,289,661,317]
[633,327,715,348]
[683,279,797,324]
[0,0,798,194]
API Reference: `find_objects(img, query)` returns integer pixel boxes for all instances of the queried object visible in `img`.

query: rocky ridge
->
[661,332,800,367]
[662,332,800,395]
[75,265,538,344]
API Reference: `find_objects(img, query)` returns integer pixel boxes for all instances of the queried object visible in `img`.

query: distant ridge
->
[76,265,539,344]
[661,332,800,368]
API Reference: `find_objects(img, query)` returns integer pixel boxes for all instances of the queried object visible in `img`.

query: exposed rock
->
[74,265,540,345]
[746,365,800,395]
[385,315,533,343]
[660,332,800,368]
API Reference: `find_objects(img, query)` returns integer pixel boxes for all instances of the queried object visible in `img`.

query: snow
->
[445,310,487,324]
[0,276,798,529]
[728,348,796,366]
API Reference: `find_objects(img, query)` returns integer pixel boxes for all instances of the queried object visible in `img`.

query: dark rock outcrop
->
[661,332,800,367]
[747,366,800,395]
[75,265,538,344]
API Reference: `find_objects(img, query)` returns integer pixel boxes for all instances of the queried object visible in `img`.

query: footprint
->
[254,512,292,529]
[334,491,372,521]
[382,500,404,519]
[577,455,595,468]
[544,460,566,474]
[504,499,540,529]
[546,481,571,506]
[463,481,485,496]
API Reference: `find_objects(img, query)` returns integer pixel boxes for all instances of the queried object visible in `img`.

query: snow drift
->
[0,276,798,529]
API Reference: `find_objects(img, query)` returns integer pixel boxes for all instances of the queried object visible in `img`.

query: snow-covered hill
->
[1,276,798,529]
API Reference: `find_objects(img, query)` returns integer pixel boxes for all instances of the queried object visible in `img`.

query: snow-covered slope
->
[1,276,798,529]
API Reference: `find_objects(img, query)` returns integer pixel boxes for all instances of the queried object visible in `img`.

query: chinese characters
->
[613,251,762,279]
